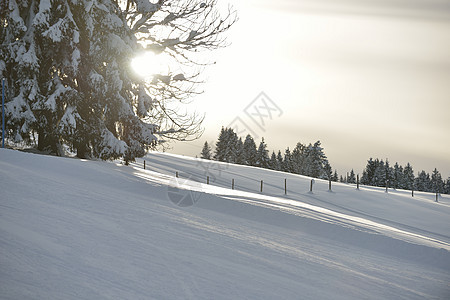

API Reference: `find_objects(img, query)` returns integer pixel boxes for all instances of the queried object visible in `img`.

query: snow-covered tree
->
[431,168,444,194]
[385,159,394,188]
[235,137,244,165]
[347,169,356,184]
[373,159,386,187]
[214,127,238,163]
[276,150,283,171]
[403,163,415,190]
[415,171,431,192]
[291,142,305,174]
[282,147,293,173]
[0,0,236,161]
[302,141,328,178]
[200,141,212,159]
[392,162,404,189]
[243,134,257,166]
[255,138,269,169]
[268,151,277,170]
[444,178,450,194]
[361,158,377,185]
[332,170,339,182]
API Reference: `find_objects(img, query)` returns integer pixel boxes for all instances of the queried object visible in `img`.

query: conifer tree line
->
[200,127,450,195]
[200,127,334,180]
[359,158,450,194]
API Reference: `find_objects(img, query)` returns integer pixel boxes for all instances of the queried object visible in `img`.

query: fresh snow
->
[0,149,449,299]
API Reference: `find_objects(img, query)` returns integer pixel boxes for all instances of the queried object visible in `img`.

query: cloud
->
[268,0,450,21]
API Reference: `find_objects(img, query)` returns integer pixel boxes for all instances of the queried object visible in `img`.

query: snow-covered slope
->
[1,149,449,299]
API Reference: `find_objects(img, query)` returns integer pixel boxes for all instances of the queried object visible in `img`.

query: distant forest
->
[200,127,450,195]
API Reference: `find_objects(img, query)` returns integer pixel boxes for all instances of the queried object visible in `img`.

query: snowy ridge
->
[1,149,449,299]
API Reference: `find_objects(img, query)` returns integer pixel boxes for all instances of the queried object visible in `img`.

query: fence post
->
[207,176,209,184]
[284,178,287,195]
[176,171,178,178]
[412,188,414,197]
[385,180,388,193]
[357,174,360,190]
[328,178,332,191]
[232,178,234,190]
[260,180,263,193]
[310,179,313,192]
[436,192,438,202]
[143,160,146,169]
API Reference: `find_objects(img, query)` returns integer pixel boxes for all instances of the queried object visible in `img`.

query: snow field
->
[1,149,449,299]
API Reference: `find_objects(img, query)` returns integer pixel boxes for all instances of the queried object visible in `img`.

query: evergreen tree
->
[415,171,430,192]
[276,150,284,171]
[200,141,212,160]
[255,138,270,168]
[332,170,339,182]
[302,141,327,178]
[243,134,257,166]
[291,142,305,174]
[444,178,450,194]
[322,161,333,180]
[214,127,227,162]
[363,158,377,185]
[235,137,245,165]
[1,0,236,161]
[385,159,394,188]
[282,147,293,173]
[226,128,239,163]
[269,151,278,170]
[214,127,238,163]
[392,162,404,189]
[339,175,345,183]
[348,169,356,184]
[373,159,386,187]
[361,170,369,185]
[403,163,415,190]
[431,168,444,194]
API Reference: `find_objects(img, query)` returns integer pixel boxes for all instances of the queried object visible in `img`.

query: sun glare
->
[131,52,165,78]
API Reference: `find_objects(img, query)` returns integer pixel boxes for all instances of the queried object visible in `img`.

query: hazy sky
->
[167,0,450,178]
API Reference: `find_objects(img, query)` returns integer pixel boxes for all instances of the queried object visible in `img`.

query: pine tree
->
[214,127,227,162]
[373,159,386,187]
[282,147,293,173]
[361,170,369,185]
[444,178,450,194]
[431,168,444,194]
[225,128,239,163]
[235,137,245,165]
[348,169,356,183]
[200,141,212,160]
[392,162,404,189]
[276,150,284,171]
[1,0,236,161]
[385,159,394,188]
[332,170,339,182]
[415,171,430,192]
[363,158,377,185]
[302,141,327,178]
[403,163,415,190]
[243,134,257,166]
[269,151,278,170]
[255,138,270,168]
[291,142,305,174]
[322,161,332,180]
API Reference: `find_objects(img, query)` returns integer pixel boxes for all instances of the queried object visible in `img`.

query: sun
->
[131,52,166,79]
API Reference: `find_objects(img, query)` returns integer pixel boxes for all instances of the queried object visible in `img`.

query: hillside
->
[1,149,449,299]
